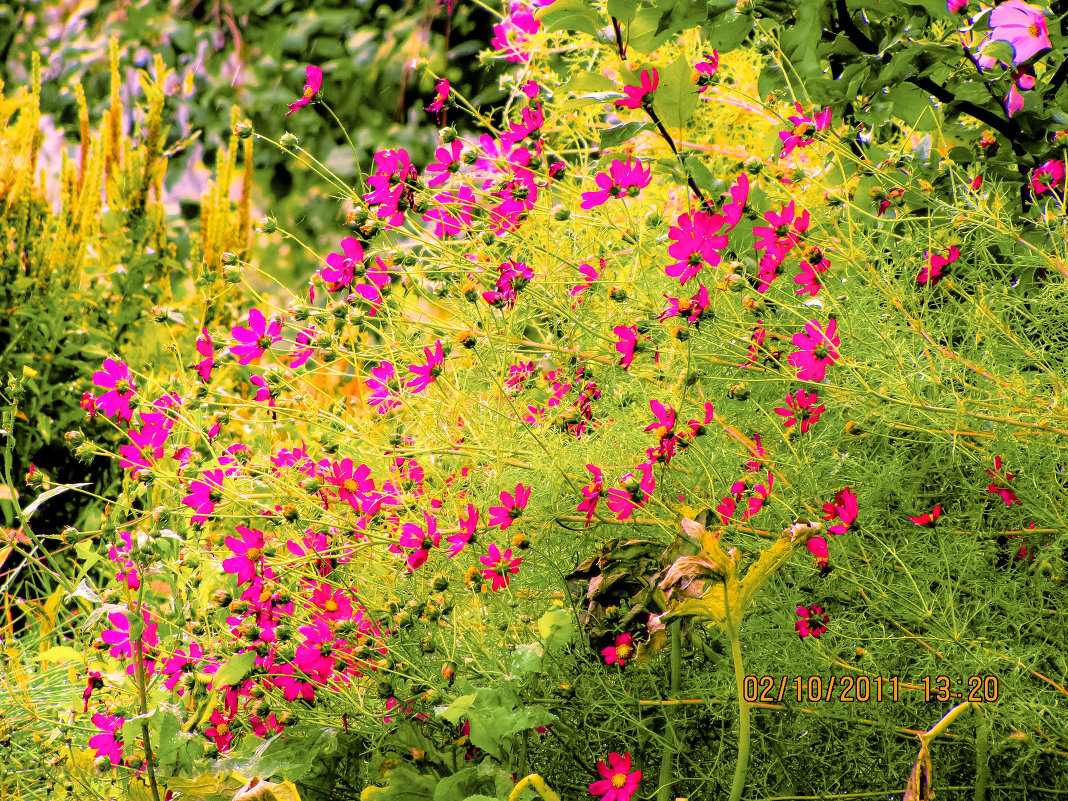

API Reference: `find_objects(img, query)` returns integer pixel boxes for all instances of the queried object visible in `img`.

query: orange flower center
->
[1028,23,1040,37]
[246,547,262,561]
[342,478,358,492]
[303,86,316,99]
[324,599,339,612]
[612,773,628,789]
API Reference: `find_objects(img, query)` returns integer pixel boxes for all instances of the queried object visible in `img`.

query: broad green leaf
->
[683,155,722,196]
[561,70,615,95]
[537,608,574,651]
[440,692,477,724]
[607,0,639,23]
[652,54,699,129]
[536,0,604,37]
[779,0,828,79]
[509,642,543,675]
[600,121,654,149]
[756,62,787,101]
[212,650,256,688]
[627,6,677,53]
[701,8,754,52]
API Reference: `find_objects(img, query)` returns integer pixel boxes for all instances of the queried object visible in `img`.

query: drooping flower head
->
[286,65,323,117]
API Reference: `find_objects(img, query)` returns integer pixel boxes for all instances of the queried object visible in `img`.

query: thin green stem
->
[724,583,751,801]
[657,620,682,801]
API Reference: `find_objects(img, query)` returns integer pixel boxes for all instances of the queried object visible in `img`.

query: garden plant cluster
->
[1,0,1067,799]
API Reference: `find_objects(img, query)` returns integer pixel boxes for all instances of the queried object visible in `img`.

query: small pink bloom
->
[615,69,658,110]
[795,605,830,639]
[286,65,323,117]
[601,632,634,667]
[590,752,642,801]
[480,543,522,590]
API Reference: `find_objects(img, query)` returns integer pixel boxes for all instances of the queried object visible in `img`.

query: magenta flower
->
[321,237,365,290]
[426,78,450,123]
[398,511,440,571]
[231,308,283,365]
[160,643,207,692]
[295,618,343,678]
[425,186,477,238]
[581,157,652,209]
[577,464,604,527]
[191,328,216,382]
[605,463,655,521]
[367,361,402,413]
[788,318,840,382]
[918,246,960,287]
[222,525,266,584]
[446,503,479,556]
[88,713,126,767]
[407,340,445,393]
[601,632,634,667]
[330,457,374,510]
[822,487,859,536]
[118,422,169,472]
[286,65,323,117]
[795,605,830,639]
[570,260,602,299]
[666,210,728,284]
[425,140,464,188]
[363,148,419,228]
[614,325,640,370]
[909,505,942,526]
[774,389,825,433]
[615,68,658,110]
[693,51,719,92]
[985,456,1020,505]
[987,0,1050,65]
[1030,159,1065,195]
[590,752,642,801]
[480,543,522,590]
[487,483,531,531]
[182,468,226,523]
[806,536,829,568]
[93,357,137,422]
[753,201,810,262]
[779,103,832,159]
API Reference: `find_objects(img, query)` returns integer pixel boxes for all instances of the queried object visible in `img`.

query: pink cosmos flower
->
[823,487,859,536]
[182,468,226,523]
[985,456,1020,505]
[425,186,477,238]
[987,0,1050,65]
[92,358,137,422]
[774,389,825,433]
[446,503,479,556]
[191,328,216,382]
[947,0,967,11]
[321,237,365,290]
[1030,159,1065,195]
[909,505,942,526]
[222,525,266,584]
[408,340,446,393]
[788,318,840,382]
[367,361,402,413]
[590,752,642,801]
[581,158,652,209]
[118,423,169,472]
[491,5,541,62]
[101,607,159,661]
[601,633,634,667]
[806,536,830,568]
[286,65,323,116]
[487,483,531,530]
[753,201,810,263]
[614,325,640,370]
[779,103,832,159]
[577,464,604,527]
[160,643,207,692]
[918,245,960,287]
[570,260,602,300]
[426,78,450,123]
[666,210,728,284]
[204,709,236,753]
[398,511,440,571]
[424,140,464,188]
[231,308,283,365]
[795,605,830,639]
[615,69,658,110]
[480,543,522,590]
[88,714,125,767]
[693,51,719,92]
[605,463,655,521]
[363,148,419,228]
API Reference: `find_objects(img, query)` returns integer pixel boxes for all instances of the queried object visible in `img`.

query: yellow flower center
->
[245,547,262,561]
[612,773,627,789]
[215,723,229,736]
[342,478,358,492]
[324,599,339,612]
[616,644,633,660]
[303,86,316,99]
[1028,23,1040,37]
